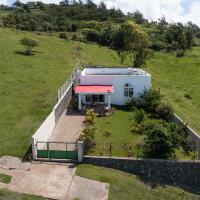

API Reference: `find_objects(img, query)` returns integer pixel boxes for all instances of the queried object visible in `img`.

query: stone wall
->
[173,114,200,151]
[83,156,200,193]
[54,84,73,123]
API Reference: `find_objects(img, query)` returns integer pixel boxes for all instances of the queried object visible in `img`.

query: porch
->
[75,85,114,111]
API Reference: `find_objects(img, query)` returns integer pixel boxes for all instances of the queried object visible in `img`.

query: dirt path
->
[49,110,85,142]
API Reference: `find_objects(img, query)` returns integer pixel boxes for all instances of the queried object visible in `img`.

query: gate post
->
[32,137,37,160]
[78,141,84,163]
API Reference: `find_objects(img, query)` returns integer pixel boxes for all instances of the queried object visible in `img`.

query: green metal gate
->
[36,141,78,160]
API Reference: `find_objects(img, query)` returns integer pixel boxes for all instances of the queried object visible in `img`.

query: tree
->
[20,37,38,55]
[133,10,146,24]
[117,21,153,68]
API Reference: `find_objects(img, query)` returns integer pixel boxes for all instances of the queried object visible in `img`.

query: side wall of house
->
[80,75,151,105]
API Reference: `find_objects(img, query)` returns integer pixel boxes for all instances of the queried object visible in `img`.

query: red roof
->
[75,85,114,94]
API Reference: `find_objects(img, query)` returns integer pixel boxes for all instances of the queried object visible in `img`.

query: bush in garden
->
[59,32,69,40]
[134,109,145,124]
[85,109,97,126]
[79,126,97,154]
[139,88,162,113]
[143,122,173,158]
[126,97,138,110]
[167,122,188,146]
[155,102,174,121]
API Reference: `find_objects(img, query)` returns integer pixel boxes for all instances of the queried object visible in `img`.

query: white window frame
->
[124,87,134,97]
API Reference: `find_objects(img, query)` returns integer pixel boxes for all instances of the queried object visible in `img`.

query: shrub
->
[134,109,145,124]
[82,28,99,42]
[71,34,77,41]
[184,93,192,100]
[139,89,162,113]
[176,50,185,57]
[79,126,97,154]
[155,102,174,121]
[151,41,165,51]
[126,97,138,110]
[59,32,69,40]
[85,109,97,126]
[143,122,172,158]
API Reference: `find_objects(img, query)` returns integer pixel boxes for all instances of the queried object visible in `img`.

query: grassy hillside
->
[148,48,200,133]
[0,27,200,158]
[76,164,200,200]
[0,28,121,157]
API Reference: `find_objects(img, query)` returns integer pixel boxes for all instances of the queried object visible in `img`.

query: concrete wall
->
[173,114,200,150]
[80,74,151,105]
[83,156,200,193]
[54,83,73,123]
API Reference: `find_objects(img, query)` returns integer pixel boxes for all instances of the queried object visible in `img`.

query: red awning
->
[75,85,114,94]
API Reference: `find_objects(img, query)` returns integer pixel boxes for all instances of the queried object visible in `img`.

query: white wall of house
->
[79,68,151,105]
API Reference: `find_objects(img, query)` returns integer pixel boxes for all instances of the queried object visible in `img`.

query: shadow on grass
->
[14,50,43,56]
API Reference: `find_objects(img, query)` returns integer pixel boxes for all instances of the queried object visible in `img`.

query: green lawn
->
[90,109,143,157]
[0,189,47,200]
[0,173,12,184]
[76,164,200,200]
[89,108,194,159]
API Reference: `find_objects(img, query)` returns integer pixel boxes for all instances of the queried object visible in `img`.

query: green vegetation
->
[76,164,200,200]
[88,107,194,159]
[0,27,121,158]
[148,47,200,134]
[0,27,200,159]
[0,189,47,200]
[0,173,12,184]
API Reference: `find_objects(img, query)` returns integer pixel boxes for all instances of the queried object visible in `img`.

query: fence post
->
[78,141,84,163]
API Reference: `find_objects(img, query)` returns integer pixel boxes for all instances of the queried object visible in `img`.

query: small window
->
[124,87,134,97]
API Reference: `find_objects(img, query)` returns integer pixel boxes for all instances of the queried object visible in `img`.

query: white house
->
[75,67,151,110]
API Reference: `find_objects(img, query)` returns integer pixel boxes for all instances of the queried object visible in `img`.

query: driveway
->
[0,156,109,200]
[49,110,85,142]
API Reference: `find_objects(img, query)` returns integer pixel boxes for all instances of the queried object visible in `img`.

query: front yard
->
[86,106,196,159]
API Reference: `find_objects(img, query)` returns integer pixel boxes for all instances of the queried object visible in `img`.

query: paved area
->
[0,159,76,199]
[0,157,109,200]
[67,176,109,200]
[49,110,85,142]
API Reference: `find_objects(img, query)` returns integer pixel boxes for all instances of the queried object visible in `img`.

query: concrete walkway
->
[49,110,85,142]
[0,156,109,200]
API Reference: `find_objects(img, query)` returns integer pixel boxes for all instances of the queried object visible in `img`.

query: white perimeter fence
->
[32,63,83,161]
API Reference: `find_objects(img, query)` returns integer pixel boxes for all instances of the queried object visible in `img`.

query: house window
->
[124,87,134,97]
[86,94,105,103]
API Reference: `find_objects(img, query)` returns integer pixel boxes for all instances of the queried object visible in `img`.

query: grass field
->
[148,48,200,134]
[76,164,200,200]
[0,28,121,157]
[0,27,200,158]
[0,189,47,200]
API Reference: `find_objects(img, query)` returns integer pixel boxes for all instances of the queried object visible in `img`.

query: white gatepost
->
[32,137,37,160]
[108,93,111,109]
[78,94,82,110]
[78,141,84,162]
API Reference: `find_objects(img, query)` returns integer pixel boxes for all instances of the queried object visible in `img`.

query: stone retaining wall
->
[83,156,200,193]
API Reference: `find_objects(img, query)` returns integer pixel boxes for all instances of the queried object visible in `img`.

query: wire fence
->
[89,142,200,160]
[57,62,80,101]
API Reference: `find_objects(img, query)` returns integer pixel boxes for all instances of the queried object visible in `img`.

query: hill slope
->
[0,28,121,157]
[0,27,200,158]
